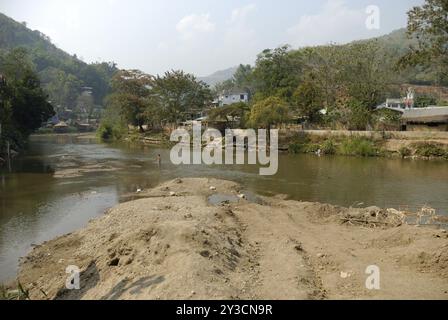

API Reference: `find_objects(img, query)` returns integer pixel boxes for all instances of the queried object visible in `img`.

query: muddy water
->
[1,134,447,282]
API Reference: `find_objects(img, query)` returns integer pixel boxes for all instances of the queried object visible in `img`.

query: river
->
[1,134,447,283]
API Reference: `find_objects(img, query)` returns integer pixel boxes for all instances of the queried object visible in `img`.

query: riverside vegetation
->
[287,133,448,160]
[96,0,448,153]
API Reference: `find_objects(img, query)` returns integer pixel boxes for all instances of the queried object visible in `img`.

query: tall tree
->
[108,69,153,132]
[0,48,54,152]
[399,0,448,84]
[232,64,253,91]
[248,96,290,130]
[252,45,302,102]
[153,70,211,124]
[293,74,324,123]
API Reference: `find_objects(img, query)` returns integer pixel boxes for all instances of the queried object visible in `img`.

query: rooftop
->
[402,106,448,123]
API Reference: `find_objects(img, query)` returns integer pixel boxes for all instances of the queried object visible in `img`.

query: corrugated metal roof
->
[402,107,448,123]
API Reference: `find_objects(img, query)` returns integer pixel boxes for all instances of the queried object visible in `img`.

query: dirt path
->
[15,178,448,300]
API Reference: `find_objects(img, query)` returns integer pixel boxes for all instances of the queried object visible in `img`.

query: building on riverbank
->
[216,89,249,107]
[53,121,69,133]
[401,106,448,132]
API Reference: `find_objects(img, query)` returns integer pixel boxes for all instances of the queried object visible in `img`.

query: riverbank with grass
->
[106,128,448,161]
[283,131,448,161]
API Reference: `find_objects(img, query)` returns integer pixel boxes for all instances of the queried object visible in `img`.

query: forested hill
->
[206,28,442,88]
[0,12,117,109]
[354,28,440,85]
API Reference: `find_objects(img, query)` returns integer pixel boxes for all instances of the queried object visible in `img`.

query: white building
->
[218,89,249,107]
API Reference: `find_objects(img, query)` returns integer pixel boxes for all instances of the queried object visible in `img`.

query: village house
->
[217,89,249,107]
[53,121,69,133]
[401,106,448,132]
[375,87,448,131]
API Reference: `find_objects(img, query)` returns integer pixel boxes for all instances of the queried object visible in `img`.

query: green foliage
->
[0,282,30,300]
[293,74,324,122]
[97,122,124,141]
[232,64,253,91]
[399,146,412,158]
[153,70,212,124]
[413,142,447,157]
[414,94,437,108]
[97,91,128,141]
[0,13,118,112]
[399,0,448,84]
[108,69,153,131]
[252,45,302,102]
[338,137,378,157]
[208,102,249,128]
[248,96,290,129]
[346,100,374,131]
[0,48,55,153]
[288,133,311,154]
[321,138,337,155]
[288,136,337,155]
[100,69,211,137]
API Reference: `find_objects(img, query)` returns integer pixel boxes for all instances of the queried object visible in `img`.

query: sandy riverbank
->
[16,178,448,300]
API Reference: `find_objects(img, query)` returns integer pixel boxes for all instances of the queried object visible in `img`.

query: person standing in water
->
[157,154,162,167]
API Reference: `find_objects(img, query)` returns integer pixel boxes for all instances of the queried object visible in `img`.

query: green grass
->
[288,133,311,154]
[338,137,378,157]
[0,282,30,300]
[321,138,337,155]
[412,143,447,158]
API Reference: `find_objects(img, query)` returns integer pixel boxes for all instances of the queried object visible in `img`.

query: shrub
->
[305,143,321,153]
[339,137,377,157]
[398,146,412,158]
[321,139,337,155]
[289,142,304,154]
[98,123,113,140]
[97,122,125,141]
[414,95,437,108]
[288,133,311,154]
[413,143,447,158]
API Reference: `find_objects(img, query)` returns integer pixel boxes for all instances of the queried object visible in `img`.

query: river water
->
[1,134,447,282]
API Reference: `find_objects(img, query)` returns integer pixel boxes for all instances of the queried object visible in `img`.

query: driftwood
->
[340,218,399,225]
[339,207,406,228]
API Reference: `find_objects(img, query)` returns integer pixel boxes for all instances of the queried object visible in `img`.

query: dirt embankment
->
[17,178,448,300]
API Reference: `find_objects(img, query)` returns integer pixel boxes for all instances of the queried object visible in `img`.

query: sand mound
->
[16,178,448,300]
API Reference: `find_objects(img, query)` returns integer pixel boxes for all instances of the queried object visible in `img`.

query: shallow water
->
[0,134,447,282]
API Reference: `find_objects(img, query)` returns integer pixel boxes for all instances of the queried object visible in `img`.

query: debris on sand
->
[339,206,406,228]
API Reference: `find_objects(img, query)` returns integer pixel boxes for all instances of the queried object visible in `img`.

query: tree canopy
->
[0,48,54,152]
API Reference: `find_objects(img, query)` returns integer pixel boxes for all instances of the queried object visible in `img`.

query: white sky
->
[0,0,424,76]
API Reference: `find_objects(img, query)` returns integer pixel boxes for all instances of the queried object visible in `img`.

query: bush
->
[97,122,125,141]
[414,95,437,108]
[321,139,337,155]
[288,133,311,154]
[289,142,304,154]
[305,143,321,153]
[339,137,377,157]
[413,143,447,158]
[98,124,113,140]
[398,147,412,158]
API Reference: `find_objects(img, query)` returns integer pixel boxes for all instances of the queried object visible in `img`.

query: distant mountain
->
[0,12,117,109]
[199,66,238,87]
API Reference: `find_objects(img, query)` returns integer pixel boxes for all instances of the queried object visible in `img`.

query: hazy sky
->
[0,0,424,76]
